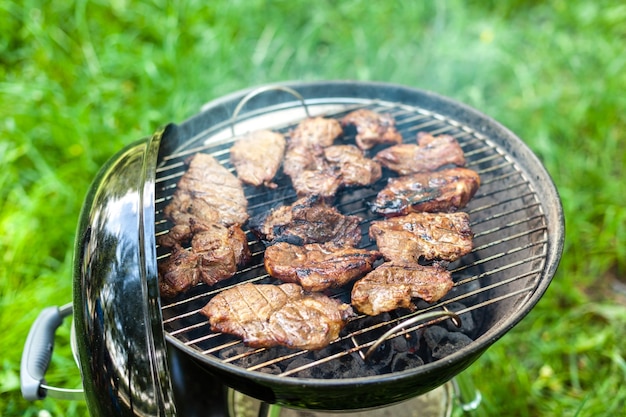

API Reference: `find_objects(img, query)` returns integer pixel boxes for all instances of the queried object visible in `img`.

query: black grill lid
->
[72,126,175,416]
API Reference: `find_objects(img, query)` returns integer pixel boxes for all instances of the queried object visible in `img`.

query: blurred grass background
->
[1,0,625,416]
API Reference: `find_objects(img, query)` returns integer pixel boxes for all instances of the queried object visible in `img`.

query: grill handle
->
[229,85,310,136]
[20,303,84,401]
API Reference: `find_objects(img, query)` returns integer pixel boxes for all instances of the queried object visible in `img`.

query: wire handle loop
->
[364,307,462,360]
[230,85,310,136]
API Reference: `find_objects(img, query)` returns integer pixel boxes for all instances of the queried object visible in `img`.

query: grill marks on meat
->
[351,263,454,316]
[230,130,286,188]
[288,144,383,197]
[201,283,355,350]
[369,212,473,263]
[249,196,363,247]
[341,109,403,150]
[289,165,342,198]
[264,242,382,292]
[371,167,481,216]
[358,164,477,312]
[374,133,466,175]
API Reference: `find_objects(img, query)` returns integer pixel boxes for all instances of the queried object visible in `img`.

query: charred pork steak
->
[158,245,201,298]
[341,108,403,150]
[374,132,466,175]
[323,144,382,188]
[369,212,473,263]
[371,167,480,216]
[191,222,251,286]
[158,222,251,297]
[230,130,286,188]
[283,117,343,197]
[249,196,363,247]
[351,262,454,316]
[201,282,355,350]
[264,242,382,292]
[159,153,248,247]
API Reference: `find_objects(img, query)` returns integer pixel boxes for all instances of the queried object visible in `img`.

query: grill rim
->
[156,80,565,409]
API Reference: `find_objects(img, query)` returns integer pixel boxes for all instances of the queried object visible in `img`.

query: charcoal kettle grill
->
[21,81,564,416]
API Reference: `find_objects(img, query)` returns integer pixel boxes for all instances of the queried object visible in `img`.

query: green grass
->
[2,1,625,416]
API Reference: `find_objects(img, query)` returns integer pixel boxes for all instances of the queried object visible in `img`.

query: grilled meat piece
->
[286,144,382,197]
[283,117,343,197]
[201,282,356,350]
[191,222,251,287]
[371,167,480,216]
[230,130,286,188]
[159,153,248,247]
[341,109,403,150]
[158,223,251,297]
[351,262,454,316]
[264,242,382,292]
[170,153,248,225]
[369,212,473,263]
[250,196,363,247]
[290,166,342,198]
[289,116,343,149]
[323,145,382,187]
[282,140,324,180]
[159,197,223,247]
[374,133,466,175]
[157,223,195,248]
[158,245,200,298]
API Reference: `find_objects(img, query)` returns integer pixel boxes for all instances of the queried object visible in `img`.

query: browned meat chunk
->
[323,145,382,187]
[201,283,356,350]
[374,133,466,175]
[264,242,382,292]
[158,245,200,298]
[160,198,222,246]
[157,223,195,248]
[283,117,343,197]
[250,196,363,247]
[369,212,473,263]
[289,116,343,149]
[191,222,251,287]
[351,262,454,316]
[286,144,383,197]
[371,167,480,216]
[289,166,342,198]
[341,109,403,150]
[170,153,248,225]
[283,117,342,179]
[230,130,286,188]
[159,153,248,247]
[282,140,324,181]
[158,223,250,297]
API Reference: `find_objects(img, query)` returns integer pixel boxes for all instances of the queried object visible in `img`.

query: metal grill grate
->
[156,97,548,378]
